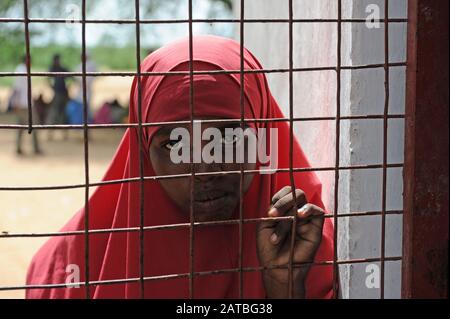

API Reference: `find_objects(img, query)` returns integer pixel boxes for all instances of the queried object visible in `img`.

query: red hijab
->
[26,35,334,299]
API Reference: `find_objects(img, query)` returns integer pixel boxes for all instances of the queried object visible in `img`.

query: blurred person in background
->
[63,53,97,139]
[11,55,42,155]
[46,54,69,140]
[34,93,49,125]
[93,98,127,125]
[75,52,97,110]
[109,99,127,124]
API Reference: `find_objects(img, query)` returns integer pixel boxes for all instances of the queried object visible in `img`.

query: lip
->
[194,189,229,202]
[193,191,232,212]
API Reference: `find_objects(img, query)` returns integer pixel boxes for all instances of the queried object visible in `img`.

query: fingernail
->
[297,204,308,215]
[268,208,278,217]
[270,233,278,244]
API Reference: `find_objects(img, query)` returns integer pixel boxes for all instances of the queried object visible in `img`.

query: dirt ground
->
[0,79,129,298]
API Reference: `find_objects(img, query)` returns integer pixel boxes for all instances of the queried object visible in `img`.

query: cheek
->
[149,145,190,176]
[158,177,191,206]
[149,145,191,206]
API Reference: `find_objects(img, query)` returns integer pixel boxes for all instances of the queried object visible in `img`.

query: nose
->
[193,161,223,183]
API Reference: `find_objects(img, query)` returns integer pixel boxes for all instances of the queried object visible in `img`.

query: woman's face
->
[149,118,257,222]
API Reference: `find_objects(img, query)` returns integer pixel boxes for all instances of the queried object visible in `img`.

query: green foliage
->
[0,0,232,81]
[90,45,154,70]
[0,29,26,71]
[0,43,152,72]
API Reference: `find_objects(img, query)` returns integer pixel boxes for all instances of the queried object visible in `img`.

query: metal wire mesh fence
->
[0,0,408,299]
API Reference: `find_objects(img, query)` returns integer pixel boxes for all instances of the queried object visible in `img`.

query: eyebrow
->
[154,126,177,137]
[153,122,247,138]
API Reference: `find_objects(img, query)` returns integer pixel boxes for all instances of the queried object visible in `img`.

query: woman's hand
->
[256,186,325,298]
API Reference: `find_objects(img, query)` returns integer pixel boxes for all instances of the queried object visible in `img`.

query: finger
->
[272,204,324,245]
[297,203,325,223]
[269,189,308,245]
[294,220,324,263]
[268,188,307,217]
[257,188,292,237]
[296,204,325,239]
[294,207,325,264]
[270,186,293,206]
[270,206,296,245]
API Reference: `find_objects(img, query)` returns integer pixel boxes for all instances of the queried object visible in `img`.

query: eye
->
[163,139,183,151]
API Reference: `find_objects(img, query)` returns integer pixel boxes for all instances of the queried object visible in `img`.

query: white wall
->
[233,0,407,298]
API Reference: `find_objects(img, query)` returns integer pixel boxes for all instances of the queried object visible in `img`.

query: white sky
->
[19,0,234,47]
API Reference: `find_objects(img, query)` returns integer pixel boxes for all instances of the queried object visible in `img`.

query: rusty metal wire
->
[132,0,146,299]
[0,114,406,132]
[0,17,408,24]
[0,0,408,300]
[188,0,195,299]
[238,0,245,299]
[80,0,91,298]
[0,255,402,292]
[0,164,404,191]
[380,0,390,299]
[332,0,343,299]
[0,210,403,239]
[0,63,407,77]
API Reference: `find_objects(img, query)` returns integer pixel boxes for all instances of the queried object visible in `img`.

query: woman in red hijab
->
[26,35,335,299]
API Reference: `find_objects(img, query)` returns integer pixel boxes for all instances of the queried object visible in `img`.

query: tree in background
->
[0,0,233,71]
